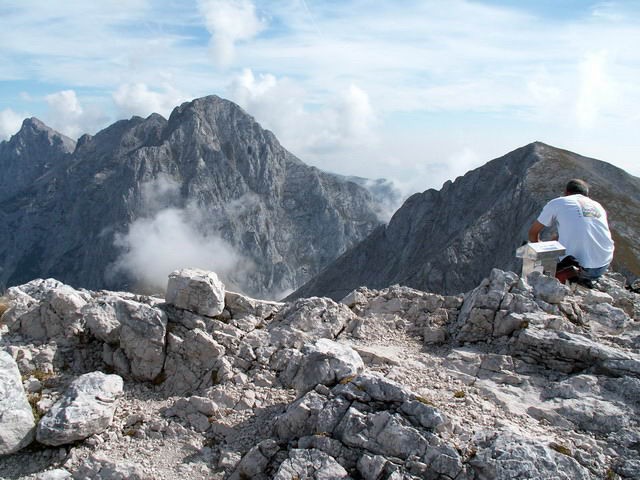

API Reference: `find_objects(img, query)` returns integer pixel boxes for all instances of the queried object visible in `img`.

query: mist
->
[110,176,252,294]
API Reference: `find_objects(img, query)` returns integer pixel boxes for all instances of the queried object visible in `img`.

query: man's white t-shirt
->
[537,194,614,268]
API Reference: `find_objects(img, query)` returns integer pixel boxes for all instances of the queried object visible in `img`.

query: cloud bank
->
[110,176,250,293]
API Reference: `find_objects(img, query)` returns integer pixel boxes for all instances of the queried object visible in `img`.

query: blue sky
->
[1,0,639,195]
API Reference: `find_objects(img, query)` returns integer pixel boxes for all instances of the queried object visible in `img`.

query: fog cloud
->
[110,176,251,293]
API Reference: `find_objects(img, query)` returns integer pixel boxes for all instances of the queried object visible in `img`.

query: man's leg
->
[556,256,579,284]
[577,265,609,288]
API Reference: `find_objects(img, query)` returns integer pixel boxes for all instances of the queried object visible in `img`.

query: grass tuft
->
[0,296,10,321]
[416,396,436,407]
[549,442,572,457]
[339,375,356,385]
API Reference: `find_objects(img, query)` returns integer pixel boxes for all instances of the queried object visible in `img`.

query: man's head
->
[565,179,589,197]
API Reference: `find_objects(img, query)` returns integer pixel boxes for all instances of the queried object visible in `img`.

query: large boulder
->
[37,371,123,446]
[166,269,225,317]
[273,448,351,480]
[267,297,357,349]
[162,326,226,395]
[470,430,591,480]
[116,299,167,381]
[10,286,87,342]
[282,339,364,394]
[0,350,36,455]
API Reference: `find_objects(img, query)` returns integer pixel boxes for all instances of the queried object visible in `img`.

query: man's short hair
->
[566,179,589,196]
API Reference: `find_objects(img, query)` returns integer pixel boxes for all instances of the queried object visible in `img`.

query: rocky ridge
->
[0,267,639,479]
[291,142,640,300]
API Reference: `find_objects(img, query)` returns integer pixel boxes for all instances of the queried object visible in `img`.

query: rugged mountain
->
[0,117,75,203]
[291,142,640,300]
[0,95,382,298]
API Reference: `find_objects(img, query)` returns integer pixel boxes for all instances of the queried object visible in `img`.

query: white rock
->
[273,448,350,479]
[166,268,225,317]
[268,298,357,349]
[36,468,72,480]
[582,289,613,305]
[83,297,122,343]
[284,339,364,394]
[469,430,591,479]
[0,350,36,455]
[37,371,123,446]
[116,299,167,381]
[71,452,148,479]
[12,286,87,341]
[163,327,225,394]
[528,271,570,304]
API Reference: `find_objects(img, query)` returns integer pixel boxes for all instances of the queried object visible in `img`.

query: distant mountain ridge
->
[290,142,640,300]
[0,95,383,298]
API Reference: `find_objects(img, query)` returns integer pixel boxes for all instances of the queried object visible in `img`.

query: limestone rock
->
[83,297,122,343]
[166,269,225,317]
[163,326,225,395]
[512,326,635,373]
[36,469,73,480]
[267,297,356,349]
[283,339,364,394]
[454,269,522,343]
[527,271,570,304]
[11,286,87,342]
[71,453,148,479]
[224,290,282,320]
[0,350,35,455]
[230,439,280,480]
[469,430,591,480]
[37,371,123,446]
[115,299,167,381]
[0,287,37,330]
[273,448,351,479]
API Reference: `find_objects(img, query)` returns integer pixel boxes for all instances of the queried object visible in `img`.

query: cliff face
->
[0,96,382,298]
[291,142,640,300]
[0,118,75,203]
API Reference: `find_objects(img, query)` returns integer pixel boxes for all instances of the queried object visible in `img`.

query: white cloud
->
[113,83,188,118]
[44,90,106,138]
[110,176,251,293]
[227,69,376,157]
[198,0,264,67]
[0,108,26,140]
[576,51,616,128]
[111,207,249,293]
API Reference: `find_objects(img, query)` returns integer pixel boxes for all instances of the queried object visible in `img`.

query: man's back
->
[537,194,614,269]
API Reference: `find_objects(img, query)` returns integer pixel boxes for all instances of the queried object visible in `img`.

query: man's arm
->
[528,220,545,243]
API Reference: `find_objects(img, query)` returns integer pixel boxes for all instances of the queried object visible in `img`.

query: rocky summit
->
[0,95,384,299]
[0,266,639,479]
[290,142,640,300]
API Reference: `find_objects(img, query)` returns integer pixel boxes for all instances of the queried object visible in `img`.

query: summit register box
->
[515,241,566,278]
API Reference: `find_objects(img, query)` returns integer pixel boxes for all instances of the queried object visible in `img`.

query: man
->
[528,179,614,285]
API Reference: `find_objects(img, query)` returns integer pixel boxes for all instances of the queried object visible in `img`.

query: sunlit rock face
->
[291,142,640,300]
[0,95,383,298]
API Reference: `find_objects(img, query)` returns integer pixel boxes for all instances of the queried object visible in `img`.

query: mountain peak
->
[291,143,640,300]
[14,117,76,153]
